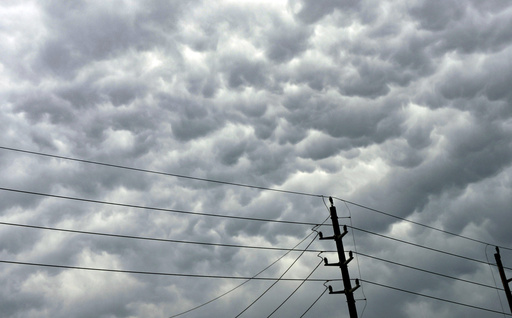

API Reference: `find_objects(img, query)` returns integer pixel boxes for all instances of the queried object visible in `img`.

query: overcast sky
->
[1,0,512,317]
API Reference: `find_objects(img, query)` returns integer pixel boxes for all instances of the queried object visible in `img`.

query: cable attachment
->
[323,257,341,267]
[319,225,347,241]
[328,279,360,295]
[318,231,333,240]
[328,285,344,294]
[344,251,354,266]
[340,225,348,239]
[323,251,353,267]
[318,233,335,240]
[350,279,361,293]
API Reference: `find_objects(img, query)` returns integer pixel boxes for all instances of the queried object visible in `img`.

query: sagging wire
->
[298,282,329,318]
[168,230,319,318]
[361,278,512,316]
[330,195,512,252]
[266,254,324,317]
[234,215,330,317]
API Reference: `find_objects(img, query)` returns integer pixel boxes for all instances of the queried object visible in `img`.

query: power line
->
[3,146,511,315]
[355,252,503,291]
[333,196,512,252]
[0,221,335,253]
[3,188,509,272]
[299,287,328,318]
[0,187,323,227]
[0,259,338,282]
[235,221,326,317]
[169,230,321,317]
[5,221,505,302]
[349,225,512,270]
[361,279,512,316]
[7,220,509,314]
[2,146,509,251]
[16,203,499,288]
[0,146,322,198]
[267,259,323,317]
[1,188,507,270]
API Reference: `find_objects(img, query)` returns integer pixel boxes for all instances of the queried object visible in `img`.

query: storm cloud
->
[1,0,512,317]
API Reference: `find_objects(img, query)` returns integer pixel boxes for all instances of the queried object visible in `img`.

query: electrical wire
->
[6,146,512,315]
[19,208,495,318]
[0,187,324,227]
[299,286,328,318]
[234,232,320,317]
[349,225,512,270]
[0,259,338,282]
[266,258,324,317]
[360,279,512,316]
[2,156,510,318]
[234,218,328,317]
[0,198,509,284]
[8,197,505,278]
[8,218,507,311]
[332,196,512,252]
[4,186,505,270]
[1,146,509,251]
[0,146,322,198]
[355,251,504,291]
[0,221,335,254]
[169,229,320,317]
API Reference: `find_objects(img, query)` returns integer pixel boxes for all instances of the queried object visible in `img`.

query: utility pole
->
[319,197,359,318]
[495,247,512,313]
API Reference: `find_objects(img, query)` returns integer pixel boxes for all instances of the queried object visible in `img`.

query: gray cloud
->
[264,19,312,63]
[292,0,361,24]
[1,0,512,317]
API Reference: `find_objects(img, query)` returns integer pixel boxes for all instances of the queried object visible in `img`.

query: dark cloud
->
[222,54,270,89]
[410,0,466,31]
[264,19,312,63]
[14,90,76,125]
[292,0,360,24]
[353,114,512,234]
[1,0,512,317]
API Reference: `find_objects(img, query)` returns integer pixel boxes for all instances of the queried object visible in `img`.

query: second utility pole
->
[495,247,512,313]
[320,197,359,318]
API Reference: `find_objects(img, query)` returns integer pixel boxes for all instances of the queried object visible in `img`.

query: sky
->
[1,0,512,317]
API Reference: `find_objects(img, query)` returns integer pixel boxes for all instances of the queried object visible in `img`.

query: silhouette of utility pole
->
[319,197,359,318]
[495,247,512,313]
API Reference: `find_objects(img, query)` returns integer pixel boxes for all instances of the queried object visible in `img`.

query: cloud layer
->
[1,0,512,317]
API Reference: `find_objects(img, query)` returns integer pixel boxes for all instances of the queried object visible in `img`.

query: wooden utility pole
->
[495,247,512,313]
[320,197,359,318]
